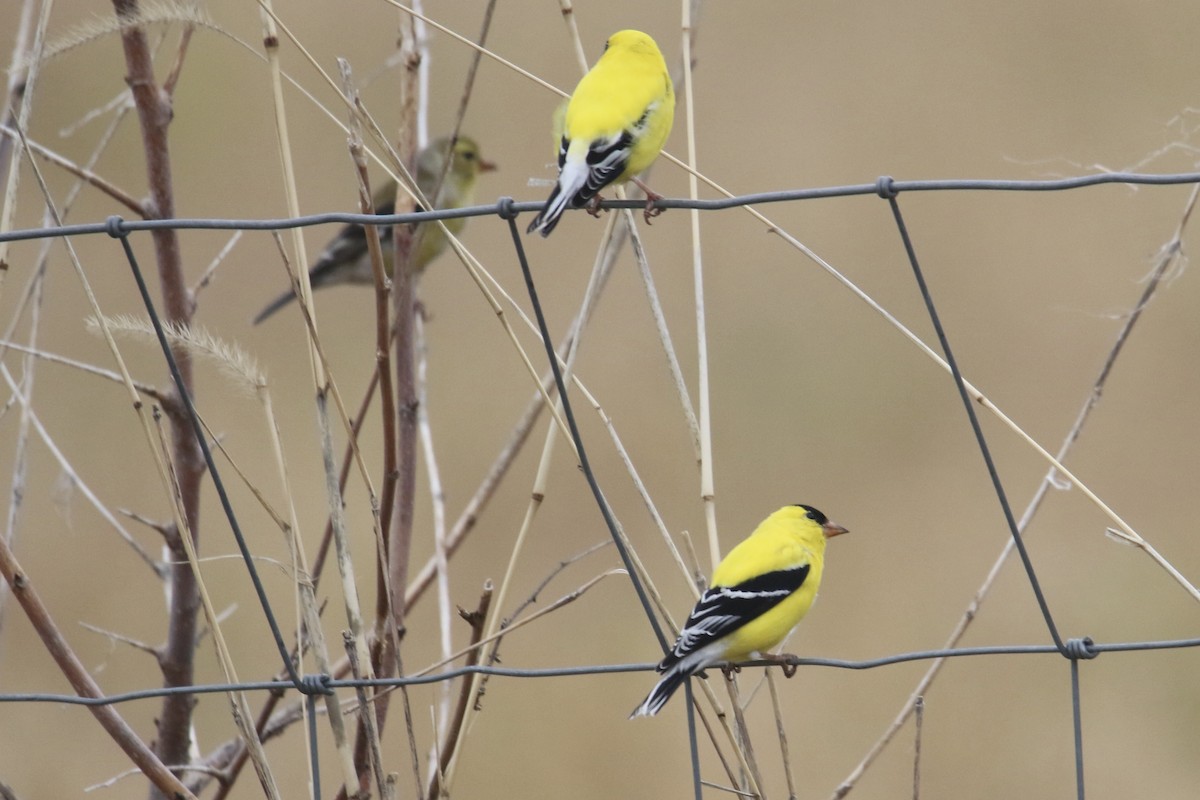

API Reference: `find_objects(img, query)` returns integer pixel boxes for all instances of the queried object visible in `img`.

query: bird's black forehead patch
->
[792,504,828,525]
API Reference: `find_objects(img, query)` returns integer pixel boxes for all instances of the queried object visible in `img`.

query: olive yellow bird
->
[631,504,848,717]
[526,29,674,237]
[254,136,495,324]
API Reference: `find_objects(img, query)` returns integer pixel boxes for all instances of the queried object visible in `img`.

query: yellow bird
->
[631,504,848,717]
[526,29,675,237]
[254,136,495,324]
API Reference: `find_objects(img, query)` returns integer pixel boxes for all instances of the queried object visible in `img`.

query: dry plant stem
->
[257,381,348,800]
[4,160,48,621]
[912,697,924,800]
[590,396,691,625]
[315,388,375,795]
[0,540,198,800]
[341,59,401,602]
[0,126,145,214]
[556,0,589,73]
[385,9,421,647]
[427,584,493,800]
[259,3,361,795]
[679,2,719,575]
[414,311,455,730]
[389,1,566,98]
[0,363,161,573]
[345,632,388,799]
[312,367,383,588]
[347,19,422,795]
[677,9,761,790]
[79,622,158,656]
[412,13,497,705]
[724,677,763,797]
[110,4,206,789]
[694,702,746,791]
[764,669,797,800]
[0,0,36,197]
[408,0,494,233]
[828,182,1200,800]
[446,0,496,147]
[191,231,243,297]
[340,60,401,799]
[150,412,281,800]
[1,70,146,449]
[625,206,702,460]
[0,0,42,278]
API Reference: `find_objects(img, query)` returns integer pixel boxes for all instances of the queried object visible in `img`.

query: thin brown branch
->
[337,60,402,799]
[0,125,145,214]
[427,582,493,800]
[79,621,160,658]
[764,669,797,800]
[345,631,388,799]
[190,231,243,298]
[912,696,924,800]
[385,7,421,644]
[0,540,197,799]
[0,0,35,193]
[161,24,194,97]
[110,3,204,790]
[724,675,762,797]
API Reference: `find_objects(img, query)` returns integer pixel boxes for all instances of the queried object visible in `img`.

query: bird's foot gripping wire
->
[585,193,607,218]
[759,652,799,678]
[632,177,665,224]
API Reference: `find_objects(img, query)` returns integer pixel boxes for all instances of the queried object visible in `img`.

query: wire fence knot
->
[297,673,334,696]
[1064,637,1097,660]
[495,196,518,221]
[104,215,127,239]
[875,175,898,199]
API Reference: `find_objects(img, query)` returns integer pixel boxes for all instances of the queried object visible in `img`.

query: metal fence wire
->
[2,171,1200,800]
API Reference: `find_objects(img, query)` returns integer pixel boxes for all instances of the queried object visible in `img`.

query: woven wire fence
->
[2,173,1200,800]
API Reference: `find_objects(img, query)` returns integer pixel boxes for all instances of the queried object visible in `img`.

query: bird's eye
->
[798,505,828,525]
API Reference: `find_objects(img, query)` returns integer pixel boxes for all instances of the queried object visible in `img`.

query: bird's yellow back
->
[564,29,674,178]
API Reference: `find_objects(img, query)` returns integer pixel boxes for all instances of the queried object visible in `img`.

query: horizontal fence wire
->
[3,637,1200,708]
[3,170,1199,800]
[2,171,1200,245]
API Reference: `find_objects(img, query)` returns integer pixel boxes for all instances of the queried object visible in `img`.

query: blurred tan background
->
[2,1,1199,798]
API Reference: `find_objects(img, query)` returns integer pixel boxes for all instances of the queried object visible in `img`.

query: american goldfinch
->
[254,136,495,324]
[526,29,674,237]
[631,504,848,718]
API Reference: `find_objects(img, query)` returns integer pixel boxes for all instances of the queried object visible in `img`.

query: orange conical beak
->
[822,520,849,539]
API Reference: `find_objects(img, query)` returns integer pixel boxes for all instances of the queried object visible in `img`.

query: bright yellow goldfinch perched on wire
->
[526,29,674,237]
[631,505,848,718]
[254,136,495,324]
